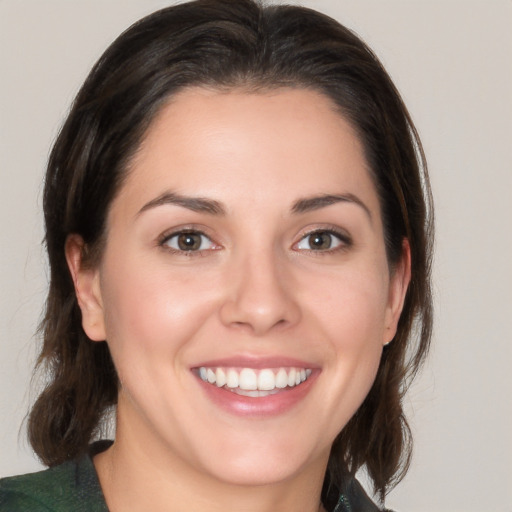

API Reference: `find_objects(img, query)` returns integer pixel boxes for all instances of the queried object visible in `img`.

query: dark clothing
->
[0,442,109,512]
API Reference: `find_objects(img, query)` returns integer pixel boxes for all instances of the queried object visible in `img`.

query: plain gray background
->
[1,1,511,510]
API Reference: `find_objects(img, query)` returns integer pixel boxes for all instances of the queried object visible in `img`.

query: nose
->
[219,251,301,336]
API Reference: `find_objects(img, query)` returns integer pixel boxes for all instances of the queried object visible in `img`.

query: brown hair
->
[28,0,433,502]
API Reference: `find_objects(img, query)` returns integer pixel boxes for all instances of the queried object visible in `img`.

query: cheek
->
[304,266,389,419]
[319,286,386,387]
[307,262,390,345]
[98,255,222,372]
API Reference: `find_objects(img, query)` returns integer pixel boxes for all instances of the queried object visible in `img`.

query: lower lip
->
[195,371,319,417]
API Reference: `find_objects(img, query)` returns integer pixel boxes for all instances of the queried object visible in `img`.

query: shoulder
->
[328,477,396,512]
[0,462,77,511]
[0,448,108,512]
[0,466,56,511]
[339,478,379,511]
[343,478,397,512]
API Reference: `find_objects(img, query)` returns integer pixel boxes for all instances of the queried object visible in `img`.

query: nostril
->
[227,316,290,335]
[273,318,288,329]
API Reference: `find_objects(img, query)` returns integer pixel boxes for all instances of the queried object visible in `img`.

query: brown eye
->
[177,233,202,250]
[163,231,215,252]
[308,232,333,250]
[296,230,346,251]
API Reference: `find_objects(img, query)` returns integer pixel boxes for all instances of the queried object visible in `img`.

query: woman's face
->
[72,87,409,486]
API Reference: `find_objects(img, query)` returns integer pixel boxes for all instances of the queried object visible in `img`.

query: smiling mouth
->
[197,366,313,397]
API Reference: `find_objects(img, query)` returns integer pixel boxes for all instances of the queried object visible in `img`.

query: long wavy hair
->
[28,0,433,503]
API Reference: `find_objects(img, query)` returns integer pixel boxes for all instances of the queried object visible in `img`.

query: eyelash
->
[158,227,352,256]
[158,228,218,256]
[294,228,352,254]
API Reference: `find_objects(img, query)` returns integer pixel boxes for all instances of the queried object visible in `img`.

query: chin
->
[190,432,328,487]
[203,456,307,487]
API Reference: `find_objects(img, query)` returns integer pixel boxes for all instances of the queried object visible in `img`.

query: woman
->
[0,0,433,511]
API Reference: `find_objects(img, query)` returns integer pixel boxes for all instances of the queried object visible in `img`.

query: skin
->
[66,87,410,512]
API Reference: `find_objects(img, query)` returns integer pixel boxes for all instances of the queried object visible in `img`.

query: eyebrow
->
[291,193,372,220]
[137,191,226,216]
[137,191,371,219]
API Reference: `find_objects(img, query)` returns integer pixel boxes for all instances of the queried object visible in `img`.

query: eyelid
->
[293,226,353,253]
[157,225,221,254]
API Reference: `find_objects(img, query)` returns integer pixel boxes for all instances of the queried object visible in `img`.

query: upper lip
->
[191,355,320,370]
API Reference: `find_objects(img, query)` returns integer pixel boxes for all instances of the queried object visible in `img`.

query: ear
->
[65,234,106,342]
[383,238,412,345]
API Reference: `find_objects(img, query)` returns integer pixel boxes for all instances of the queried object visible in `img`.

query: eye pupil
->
[309,232,331,250]
[178,233,201,250]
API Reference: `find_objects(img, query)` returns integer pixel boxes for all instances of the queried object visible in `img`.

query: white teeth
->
[257,369,275,391]
[197,366,313,392]
[275,368,288,388]
[239,368,258,390]
[230,388,280,397]
[231,388,276,398]
[226,369,239,388]
[215,368,226,387]
[287,368,296,387]
[237,389,260,397]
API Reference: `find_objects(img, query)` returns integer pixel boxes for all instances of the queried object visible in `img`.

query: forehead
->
[115,87,379,218]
